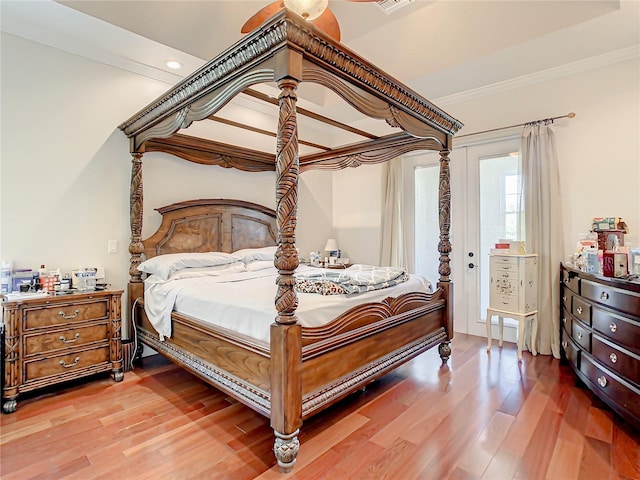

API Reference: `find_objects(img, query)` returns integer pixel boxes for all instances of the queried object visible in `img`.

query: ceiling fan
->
[241,0,378,42]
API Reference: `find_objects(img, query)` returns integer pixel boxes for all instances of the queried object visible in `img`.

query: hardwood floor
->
[1,333,638,479]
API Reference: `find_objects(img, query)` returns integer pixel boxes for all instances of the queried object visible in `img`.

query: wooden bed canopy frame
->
[118,9,462,472]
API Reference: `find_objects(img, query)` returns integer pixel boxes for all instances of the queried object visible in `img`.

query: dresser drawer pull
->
[577,332,583,340]
[562,317,566,325]
[562,341,568,349]
[609,353,617,363]
[562,296,566,302]
[59,357,80,368]
[59,333,81,344]
[600,291,609,301]
[609,322,617,333]
[59,309,80,320]
[597,376,608,388]
[576,306,583,315]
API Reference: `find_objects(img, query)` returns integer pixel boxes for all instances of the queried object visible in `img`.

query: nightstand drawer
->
[24,346,110,382]
[23,299,110,330]
[23,323,109,357]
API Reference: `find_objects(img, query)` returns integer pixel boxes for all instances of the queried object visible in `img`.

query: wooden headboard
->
[142,199,277,259]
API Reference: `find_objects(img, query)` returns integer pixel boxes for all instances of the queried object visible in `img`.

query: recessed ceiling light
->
[166,60,182,70]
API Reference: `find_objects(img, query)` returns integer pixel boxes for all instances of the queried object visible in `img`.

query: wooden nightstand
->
[2,289,124,413]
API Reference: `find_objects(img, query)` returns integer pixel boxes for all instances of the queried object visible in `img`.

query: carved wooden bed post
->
[129,152,144,315]
[271,74,302,472]
[437,147,453,363]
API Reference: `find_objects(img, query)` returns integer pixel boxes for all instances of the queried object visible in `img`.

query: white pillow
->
[137,252,237,280]
[232,246,277,265]
[168,262,247,280]
[245,260,275,272]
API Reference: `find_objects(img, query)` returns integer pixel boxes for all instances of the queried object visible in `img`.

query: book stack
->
[490,239,511,254]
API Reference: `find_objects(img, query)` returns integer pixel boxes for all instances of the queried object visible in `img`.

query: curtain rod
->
[455,112,576,140]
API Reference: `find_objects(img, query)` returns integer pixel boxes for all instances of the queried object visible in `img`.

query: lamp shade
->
[324,238,338,252]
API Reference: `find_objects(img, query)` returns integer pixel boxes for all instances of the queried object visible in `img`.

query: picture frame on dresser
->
[560,263,640,429]
[1,289,124,413]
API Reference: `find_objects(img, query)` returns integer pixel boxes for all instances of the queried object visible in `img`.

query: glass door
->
[404,137,522,338]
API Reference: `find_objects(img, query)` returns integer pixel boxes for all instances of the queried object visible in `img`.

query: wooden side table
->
[2,289,123,413]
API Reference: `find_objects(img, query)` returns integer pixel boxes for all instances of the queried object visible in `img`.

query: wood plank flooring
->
[1,334,638,479]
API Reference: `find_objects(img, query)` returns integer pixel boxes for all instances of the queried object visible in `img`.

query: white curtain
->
[380,157,408,268]
[521,122,563,358]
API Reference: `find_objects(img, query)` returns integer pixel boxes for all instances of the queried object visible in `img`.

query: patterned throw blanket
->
[295,264,409,295]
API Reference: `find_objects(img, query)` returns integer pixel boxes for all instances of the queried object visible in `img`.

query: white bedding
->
[142,265,431,345]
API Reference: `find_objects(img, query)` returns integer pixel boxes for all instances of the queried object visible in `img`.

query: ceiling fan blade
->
[240,1,284,34]
[311,8,341,42]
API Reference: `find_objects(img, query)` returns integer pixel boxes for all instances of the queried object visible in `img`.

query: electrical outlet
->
[108,240,118,254]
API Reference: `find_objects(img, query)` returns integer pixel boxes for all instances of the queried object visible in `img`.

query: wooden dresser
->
[560,263,640,428]
[2,290,123,413]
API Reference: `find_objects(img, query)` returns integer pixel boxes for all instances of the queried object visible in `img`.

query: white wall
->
[333,57,640,265]
[0,33,334,335]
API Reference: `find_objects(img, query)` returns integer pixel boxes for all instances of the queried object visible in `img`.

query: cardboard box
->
[603,251,628,278]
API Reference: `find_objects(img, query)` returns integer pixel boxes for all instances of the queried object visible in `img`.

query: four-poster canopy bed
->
[118,9,462,471]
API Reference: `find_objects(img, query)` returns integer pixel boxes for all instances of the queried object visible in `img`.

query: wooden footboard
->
[133,287,448,421]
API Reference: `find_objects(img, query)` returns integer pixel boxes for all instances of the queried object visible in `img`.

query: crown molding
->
[434,45,640,107]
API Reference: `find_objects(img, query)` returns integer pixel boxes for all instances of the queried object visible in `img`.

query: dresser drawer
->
[23,323,109,357]
[561,306,572,337]
[561,327,580,369]
[580,354,640,424]
[561,268,580,295]
[561,289,572,313]
[23,299,110,330]
[572,296,592,325]
[592,308,640,355]
[572,319,591,352]
[24,346,110,382]
[581,279,640,318]
[592,335,640,384]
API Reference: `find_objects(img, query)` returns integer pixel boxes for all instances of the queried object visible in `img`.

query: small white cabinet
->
[487,253,538,360]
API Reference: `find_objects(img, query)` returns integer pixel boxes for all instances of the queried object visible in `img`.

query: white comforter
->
[143,265,431,344]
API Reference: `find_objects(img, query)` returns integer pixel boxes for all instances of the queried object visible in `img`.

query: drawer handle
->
[576,306,583,315]
[562,317,566,324]
[577,332,582,339]
[59,357,80,369]
[600,292,609,301]
[597,376,608,388]
[59,309,80,320]
[59,333,80,344]
[564,278,569,284]
[609,353,618,363]
[610,322,617,333]
[562,296,566,302]
[562,341,568,349]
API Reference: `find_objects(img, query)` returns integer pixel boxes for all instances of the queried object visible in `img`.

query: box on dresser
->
[1,290,124,413]
[560,263,640,429]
